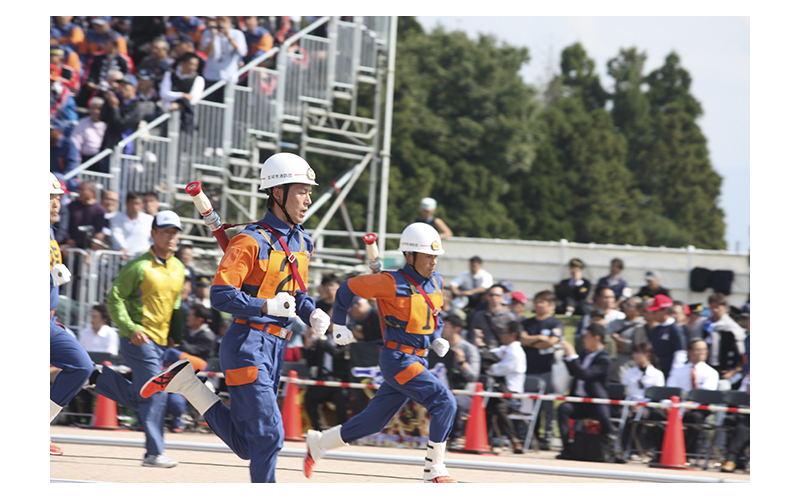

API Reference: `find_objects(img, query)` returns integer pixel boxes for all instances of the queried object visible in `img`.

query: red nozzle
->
[185,181,202,197]
[363,233,377,245]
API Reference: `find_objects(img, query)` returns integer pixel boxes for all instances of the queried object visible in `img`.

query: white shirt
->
[666,361,719,392]
[621,364,665,401]
[70,116,107,156]
[485,341,526,393]
[110,210,154,257]
[78,324,120,355]
[450,268,493,310]
[159,70,206,105]
[201,28,247,81]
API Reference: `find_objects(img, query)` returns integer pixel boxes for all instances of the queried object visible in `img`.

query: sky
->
[415,16,750,252]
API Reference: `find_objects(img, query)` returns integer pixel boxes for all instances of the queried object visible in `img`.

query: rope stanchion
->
[101,363,750,414]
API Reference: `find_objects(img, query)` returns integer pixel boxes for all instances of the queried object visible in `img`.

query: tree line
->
[306,17,726,250]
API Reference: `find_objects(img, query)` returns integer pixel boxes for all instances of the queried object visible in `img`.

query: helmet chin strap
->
[272,185,296,227]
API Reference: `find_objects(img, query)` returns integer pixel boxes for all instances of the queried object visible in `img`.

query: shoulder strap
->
[397,269,439,318]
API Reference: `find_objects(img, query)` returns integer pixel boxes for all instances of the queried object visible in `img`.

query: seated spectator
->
[730,303,750,393]
[554,258,593,316]
[64,179,108,250]
[78,31,132,108]
[556,323,615,460]
[193,276,212,309]
[100,189,120,219]
[468,284,517,349]
[168,33,207,75]
[109,191,154,259]
[508,291,528,320]
[413,197,453,239]
[695,293,747,391]
[50,119,80,192]
[51,16,85,58]
[665,338,719,454]
[595,258,632,306]
[50,45,81,94]
[138,37,174,86]
[243,16,274,64]
[302,301,351,430]
[609,296,649,381]
[635,270,670,301]
[315,273,340,310]
[671,300,692,346]
[519,290,563,450]
[176,244,197,290]
[200,16,246,103]
[175,303,218,361]
[685,303,707,341]
[348,298,382,343]
[438,314,480,446]
[166,16,207,46]
[574,285,625,356]
[619,341,665,453]
[159,53,205,132]
[645,294,687,381]
[450,256,493,313]
[128,16,168,65]
[78,16,128,66]
[98,75,143,174]
[70,97,107,164]
[483,320,527,454]
[78,304,120,355]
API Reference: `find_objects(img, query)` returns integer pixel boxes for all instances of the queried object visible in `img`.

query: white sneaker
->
[142,454,178,468]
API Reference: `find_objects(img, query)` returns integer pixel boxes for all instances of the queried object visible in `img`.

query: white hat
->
[259,152,319,191]
[398,222,444,256]
[153,210,183,230]
[420,197,437,211]
[49,173,64,195]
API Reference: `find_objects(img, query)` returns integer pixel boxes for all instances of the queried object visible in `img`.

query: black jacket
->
[100,98,143,151]
[565,348,612,399]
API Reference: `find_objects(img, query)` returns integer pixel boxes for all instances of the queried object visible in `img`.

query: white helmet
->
[398,222,444,256]
[259,152,319,191]
[50,173,64,195]
[420,197,437,211]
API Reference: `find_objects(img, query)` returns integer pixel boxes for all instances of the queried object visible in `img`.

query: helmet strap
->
[270,185,296,227]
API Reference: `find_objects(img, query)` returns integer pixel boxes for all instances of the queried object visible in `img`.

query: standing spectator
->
[100,189,120,219]
[595,258,631,305]
[50,46,81,94]
[64,180,108,250]
[128,16,168,66]
[138,37,174,86]
[315,273,340,310]
[50,66,79,135]
[159,53,205,133]
[135,69,161,122]
[609,296,649,381]
[554,258,593,316]
[52,16,85,57]
[71,97,107,164]
[555,323,614,460]
[645,294,687,380]
[50,119,80,192]
[142,191,161,216]
[666,338,719,454]
[575,285,625,352]
[635,270,670,301]
[519,290,564,450]
[685,303,707,340]
[78,304,120,355]
[438,314,480,446]
[49,173,94,456]
[243,16,274,64]
[98,75,143,174]
[694,293,747,390]
[302,302,351,431]
[91,211,186,468]
[201,16,246,103]
[413,197,453,239]
[468,284,517,349]
[78,16,128,66]
[109,191,154,259]
[449,256,493,313]
[484,321,527,454]
[166,16,207,46]
[730,303,750,392]
[78,31,132,108]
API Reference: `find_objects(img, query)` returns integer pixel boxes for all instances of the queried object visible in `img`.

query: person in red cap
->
[644,294,687,380]
[509,290,528,320]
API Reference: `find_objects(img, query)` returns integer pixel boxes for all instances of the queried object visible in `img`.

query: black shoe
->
[556,447,572,460]
[537,439,550,451]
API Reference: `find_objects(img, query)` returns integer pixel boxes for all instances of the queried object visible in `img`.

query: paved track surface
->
[50,425,749,484]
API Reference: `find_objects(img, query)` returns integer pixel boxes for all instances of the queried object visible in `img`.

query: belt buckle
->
[278,327,289,340]
[421,349,429,357]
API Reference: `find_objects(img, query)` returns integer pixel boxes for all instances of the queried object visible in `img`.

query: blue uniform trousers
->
[340,348,456,444]
[96,338,168,456]
[202,324,285,483]
[50,318,94,408]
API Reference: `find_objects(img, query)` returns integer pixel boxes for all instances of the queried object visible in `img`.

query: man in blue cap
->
[98,73,142,173]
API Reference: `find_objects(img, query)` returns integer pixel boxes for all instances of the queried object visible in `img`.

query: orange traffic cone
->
[281,369,303,441]
[454,382,496,455]
[650,396,694,470]
[90,393,120,429]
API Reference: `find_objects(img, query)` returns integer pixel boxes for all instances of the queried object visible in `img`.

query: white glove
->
[332,324,355,345]
[265,292,296,317]
[50,263,72,286]
[432,338,450,357]
[309,308,331,334]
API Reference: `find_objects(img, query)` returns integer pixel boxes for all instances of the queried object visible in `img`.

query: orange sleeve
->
[211,233,260,288]
[347,273,398,300]
[257,33,273,52]
[117,37,128,56]
[70,27,85,47]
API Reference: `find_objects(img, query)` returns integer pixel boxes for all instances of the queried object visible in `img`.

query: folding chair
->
[508,375,547,452]
[716,391,750,470]
[606,383,630,457]
[682,388,725,469]
[623,386,685,461]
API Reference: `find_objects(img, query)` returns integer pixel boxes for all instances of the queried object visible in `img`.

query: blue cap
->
[91,16,112,25]
[137,68,154,80]
[118,74,138,87]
